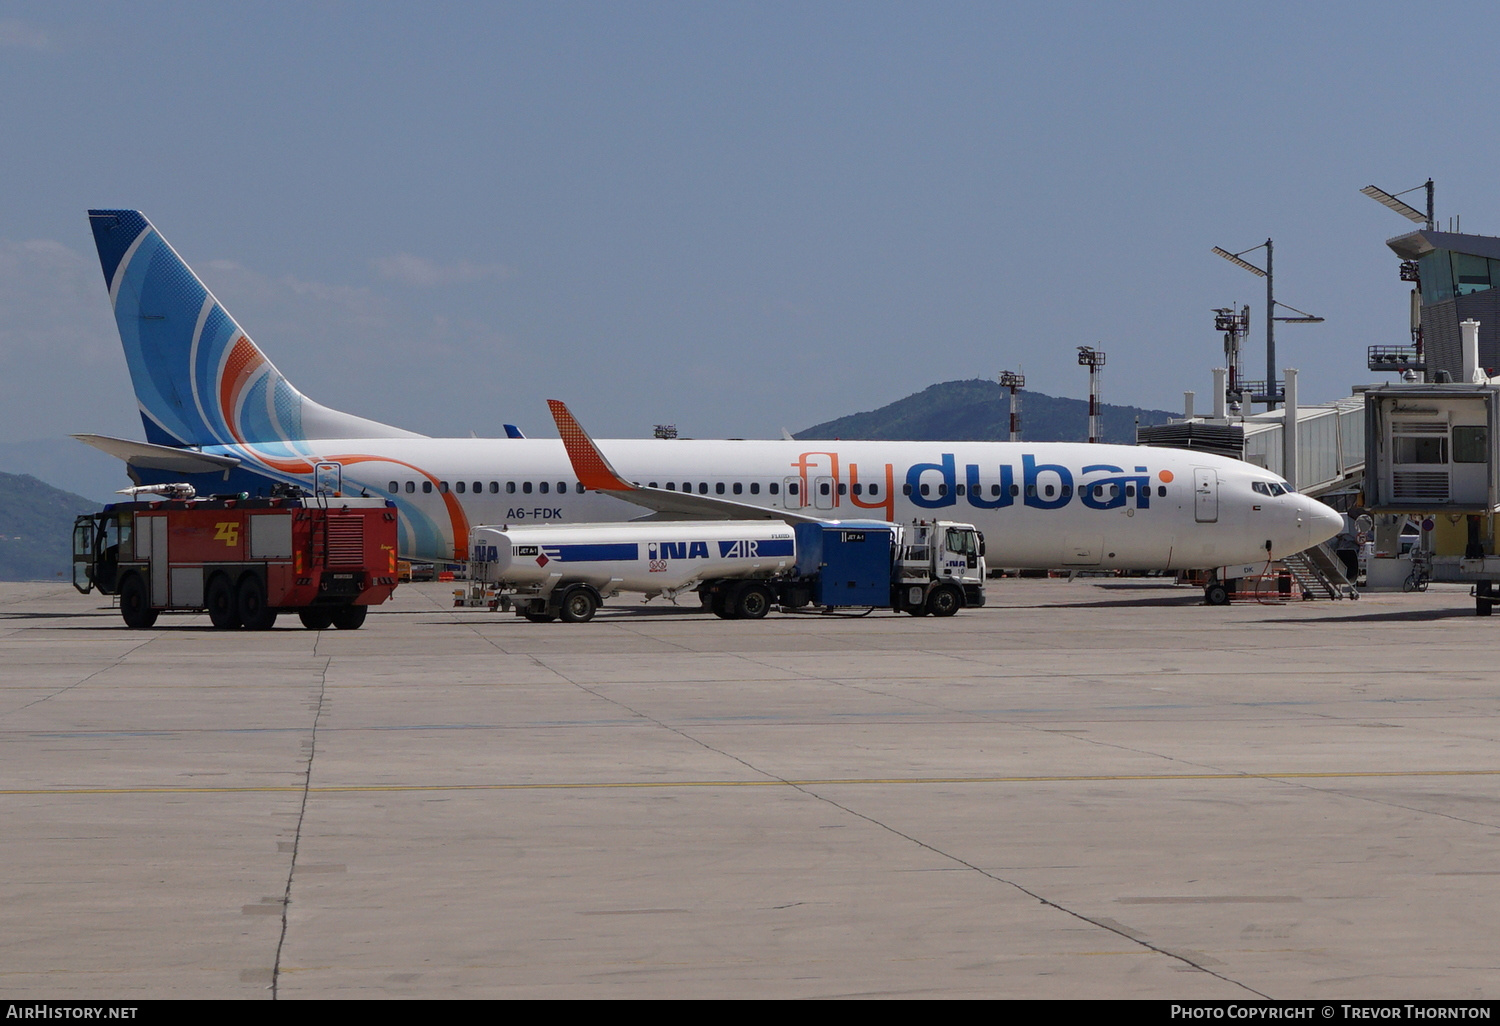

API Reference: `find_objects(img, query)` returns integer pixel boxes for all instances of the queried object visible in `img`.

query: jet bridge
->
[1362,381,1500,612]
[1138,395,1366,502]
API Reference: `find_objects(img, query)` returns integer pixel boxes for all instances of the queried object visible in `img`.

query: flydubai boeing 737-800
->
[77,209,1342,590]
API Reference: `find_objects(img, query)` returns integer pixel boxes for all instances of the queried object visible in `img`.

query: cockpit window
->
[1252,481,1290,497]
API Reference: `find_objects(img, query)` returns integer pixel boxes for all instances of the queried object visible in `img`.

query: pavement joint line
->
[800,780,1273,999]
[0,634,157,720]
[7,767,1500,795]
[271,656,330,1001]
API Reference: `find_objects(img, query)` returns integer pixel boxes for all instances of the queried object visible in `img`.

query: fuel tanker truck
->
[467,518,986,622]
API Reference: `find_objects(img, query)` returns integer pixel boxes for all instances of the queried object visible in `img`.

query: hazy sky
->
[0,1,1490,445]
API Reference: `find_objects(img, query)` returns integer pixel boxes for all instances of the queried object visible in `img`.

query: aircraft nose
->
[1302,496,1343,546]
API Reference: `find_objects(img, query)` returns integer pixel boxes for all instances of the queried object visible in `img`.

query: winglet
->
[547,400,634,491]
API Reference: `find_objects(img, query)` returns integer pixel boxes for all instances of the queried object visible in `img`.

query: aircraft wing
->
[72,433,242,476]
[546,400,826,524]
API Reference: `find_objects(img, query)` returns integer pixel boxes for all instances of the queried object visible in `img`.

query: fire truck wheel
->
[926,584,963,617]
[331,605,367,630]
[119,574,158,629]
[732,582,773,620]
[238,575,278,630]
[558,586,599,623]
[298,609,334,630]
[206,575,240,629]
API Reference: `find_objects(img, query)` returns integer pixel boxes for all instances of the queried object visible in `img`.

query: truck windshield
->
[945,528,976,555]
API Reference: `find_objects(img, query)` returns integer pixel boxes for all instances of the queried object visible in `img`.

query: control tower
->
[1386,229,1500,381]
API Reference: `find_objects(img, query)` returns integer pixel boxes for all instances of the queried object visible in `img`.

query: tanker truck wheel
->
[926,584,963,617]
[709,589,734,619]
[732,582,773,620]
[558,586,599,623]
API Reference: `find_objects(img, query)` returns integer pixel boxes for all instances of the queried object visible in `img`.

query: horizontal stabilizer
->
[72,433,242,475]
[546,399,824,523]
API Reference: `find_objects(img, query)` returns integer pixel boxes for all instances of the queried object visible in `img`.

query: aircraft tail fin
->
[87,210,421,449]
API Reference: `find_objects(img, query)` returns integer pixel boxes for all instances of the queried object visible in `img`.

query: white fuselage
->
[221,436,1344,569]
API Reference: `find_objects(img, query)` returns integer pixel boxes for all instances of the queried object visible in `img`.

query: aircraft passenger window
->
[990,485,1000,497]
[772,483,782,495]
[576,482,584,494]
[474,481,482,493]
[490,482,499,494]
[1026,485,1036,498]
[650,482,659,488]
[1061,485,1071,498]
[938,484,947,497]
[903,484,912,496]
[955,484,964,496]
[666,482,676,490]
[682,482,691,492]
[507,481,516,493]
[558,482,567,493]
[1111,485,1119,498]
[733,483,742,494]
[716,482,725,494]
[388,481,398,493]
[440,482,450,493]
[1011,484,1020,497]
[1126,485,1136,497]
[423,481,433,493]
[539,481,549,494]
[406,481,415,493]
[1157,485,1166,497]
[1094,485,1104,498]
[1044,484,1054,498]
[698,483,707,494]
[749,483,760,495]
[523,481,532,494]
[820,482,830,496]
[456,481,466,494]
[852,483,862,496]
[869,484,879,496]
[838,483,847,496]
[920,484,930,496]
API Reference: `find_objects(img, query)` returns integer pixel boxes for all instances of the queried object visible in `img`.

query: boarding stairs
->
[1280,544,1356,600]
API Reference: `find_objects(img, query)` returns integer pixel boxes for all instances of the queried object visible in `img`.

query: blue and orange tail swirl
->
[87,210,416,450]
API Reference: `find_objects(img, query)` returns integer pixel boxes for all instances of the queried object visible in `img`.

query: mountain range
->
[797,378,1176,443]
[0,471,95,582]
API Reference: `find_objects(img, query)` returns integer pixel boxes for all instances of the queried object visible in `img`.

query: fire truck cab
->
[73,495,399,630]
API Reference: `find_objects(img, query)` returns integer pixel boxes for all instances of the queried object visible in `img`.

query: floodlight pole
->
[1212,238,1320,411]
[999,370,1025,441]
[1077,346,1105,443]
[1265,238,1276,410]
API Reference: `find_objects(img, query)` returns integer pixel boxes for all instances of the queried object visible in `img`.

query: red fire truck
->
[72,495,400,630]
